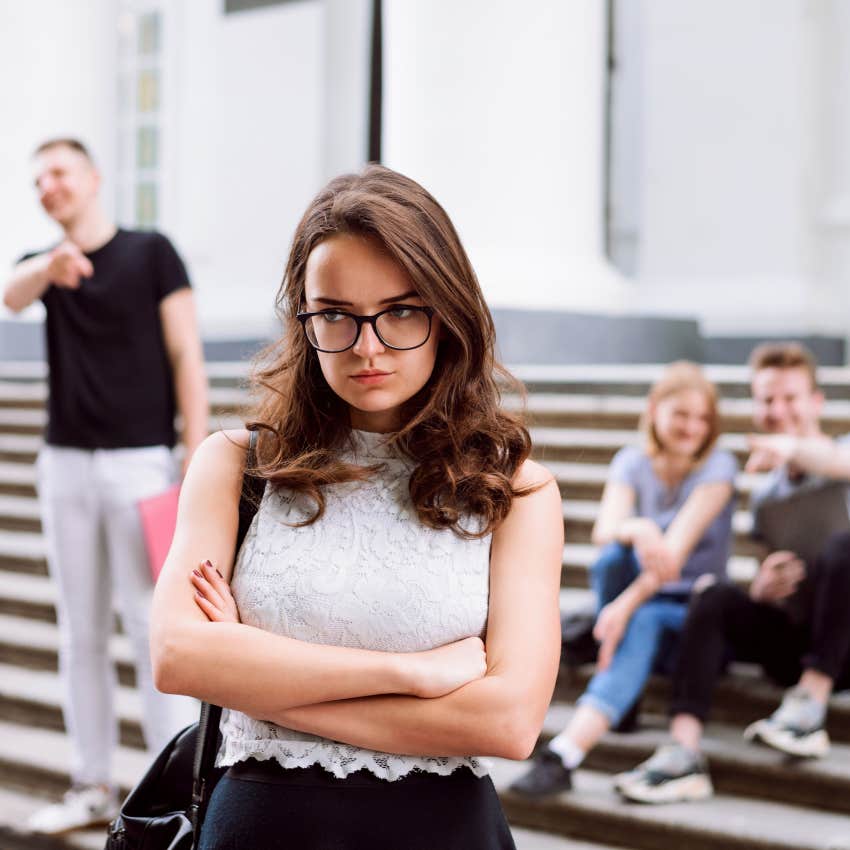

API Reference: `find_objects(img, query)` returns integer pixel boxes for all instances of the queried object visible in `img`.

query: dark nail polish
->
[192,569,203,578]
[215,568,223,579]
[196,590,206,600]
[204,559,213,567]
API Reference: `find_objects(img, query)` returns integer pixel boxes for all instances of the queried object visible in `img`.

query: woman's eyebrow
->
[311,296,352,306]
[378,290,420,304]
[309,290,420,307]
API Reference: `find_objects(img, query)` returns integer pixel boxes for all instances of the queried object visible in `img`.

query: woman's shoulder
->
[697,446,739,480]
[512,458,556,491]
[185,429,252,484]
[608,444,648,481]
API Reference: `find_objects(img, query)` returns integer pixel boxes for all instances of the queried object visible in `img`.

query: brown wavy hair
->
[641,361,721,462]
[245,164,533,538]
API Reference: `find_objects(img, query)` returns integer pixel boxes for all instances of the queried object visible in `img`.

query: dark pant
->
[671,531,850,722]
[198,759,517,850]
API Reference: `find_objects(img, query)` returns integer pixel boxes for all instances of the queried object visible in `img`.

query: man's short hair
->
[748,342,819,389]
[33,138,94,165]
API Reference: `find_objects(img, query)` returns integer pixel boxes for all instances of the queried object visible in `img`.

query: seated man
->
[617,342,850,804]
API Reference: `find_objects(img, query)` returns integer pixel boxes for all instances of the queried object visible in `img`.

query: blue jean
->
[577,543,688,725]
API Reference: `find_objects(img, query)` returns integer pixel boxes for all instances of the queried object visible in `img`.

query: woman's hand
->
[405,637,488,698]
[634,534,679,584]
[593,598,632,671]
[190,559,241,624]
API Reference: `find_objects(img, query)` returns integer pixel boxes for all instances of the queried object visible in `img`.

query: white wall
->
[183,1,325,337]
[175,0,373,338]
[382,0,629,313]
[1,0,373,340]
[0,0,118,323]
[631,0,850,337]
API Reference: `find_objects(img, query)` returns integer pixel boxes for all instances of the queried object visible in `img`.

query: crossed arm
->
[151,430,563,760]
[589,476,734,668]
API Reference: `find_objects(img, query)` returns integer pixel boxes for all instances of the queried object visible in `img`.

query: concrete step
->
[539,703,850,816]
[505,394,850,435]
[0,612,136,687]
[3,388,850,440]
[0,720,150,801]
[0,382,44,410]
[510,364,850,401]
[0,529,45,574]
[531,427,750,466]
[0,380,244,415]
[491,760,850,850]
[0,409,45,437]
[0,434,41,465]
[555,662,850,746]
[0,495,41,533]
[0,462,37,499]
[0,662,146,749]
[0,572,56,621]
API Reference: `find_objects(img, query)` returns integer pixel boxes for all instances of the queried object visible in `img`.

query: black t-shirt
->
[21,229,191,449]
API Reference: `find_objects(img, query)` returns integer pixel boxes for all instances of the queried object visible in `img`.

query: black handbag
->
[105,431,265,850]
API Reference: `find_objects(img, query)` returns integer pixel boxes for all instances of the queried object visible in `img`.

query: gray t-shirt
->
[608,445,738,595]
[748,434,850,624]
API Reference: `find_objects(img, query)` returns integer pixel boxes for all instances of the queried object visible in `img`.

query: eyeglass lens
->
[304,309,431,351]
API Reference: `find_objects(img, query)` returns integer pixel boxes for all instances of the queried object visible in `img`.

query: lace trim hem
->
[217,739,490,783]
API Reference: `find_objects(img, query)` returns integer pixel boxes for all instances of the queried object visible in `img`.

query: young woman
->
[149,165,563,849]
[510,362,737,798]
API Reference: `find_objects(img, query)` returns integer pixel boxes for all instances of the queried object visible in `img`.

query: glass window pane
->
[138,12,161,55]
[137,69,160,113]
[136,127,158,169]
[136,182,158,228]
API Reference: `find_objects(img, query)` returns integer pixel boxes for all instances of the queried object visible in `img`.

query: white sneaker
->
[743,686,830,759]
[615,744,713,804]
[27,785,119,835]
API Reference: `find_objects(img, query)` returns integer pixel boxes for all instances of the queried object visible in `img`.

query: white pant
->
[37,445,191,786]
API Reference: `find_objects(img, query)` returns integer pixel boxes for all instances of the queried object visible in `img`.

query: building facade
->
[1,0,848,363]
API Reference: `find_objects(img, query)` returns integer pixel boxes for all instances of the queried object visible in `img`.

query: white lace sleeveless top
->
[217,429,492,781]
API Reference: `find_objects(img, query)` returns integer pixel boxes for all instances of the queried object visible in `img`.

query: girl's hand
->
[405,636,487,698]
[593,599,631,671]
[190,560,241,624]
[634,535,679,584]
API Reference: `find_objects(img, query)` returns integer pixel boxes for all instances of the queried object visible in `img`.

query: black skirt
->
[198,758,517,850]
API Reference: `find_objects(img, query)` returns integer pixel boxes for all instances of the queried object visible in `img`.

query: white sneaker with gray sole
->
[743,686,830,759]
[615,743,713,804]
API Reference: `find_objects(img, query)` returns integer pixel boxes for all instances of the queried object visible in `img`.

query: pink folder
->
[138,484,181,581]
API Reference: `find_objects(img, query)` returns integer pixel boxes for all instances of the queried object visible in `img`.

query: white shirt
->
[218,429,492,781]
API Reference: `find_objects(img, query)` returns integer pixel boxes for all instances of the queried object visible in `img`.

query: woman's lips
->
[351,371,392,385]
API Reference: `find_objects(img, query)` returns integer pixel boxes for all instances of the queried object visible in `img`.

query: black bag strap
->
[189,429,263,841]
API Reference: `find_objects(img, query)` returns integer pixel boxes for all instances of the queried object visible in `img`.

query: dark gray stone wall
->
[703,335,845,367]
[491,309,704,364]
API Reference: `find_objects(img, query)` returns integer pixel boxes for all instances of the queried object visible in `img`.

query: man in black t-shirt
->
[3,138,208,835]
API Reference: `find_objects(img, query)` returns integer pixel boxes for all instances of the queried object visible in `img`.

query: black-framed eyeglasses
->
[296,306,435,353]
